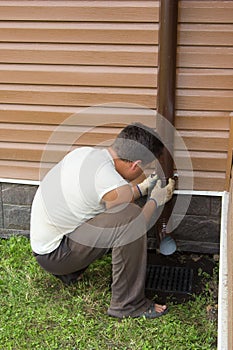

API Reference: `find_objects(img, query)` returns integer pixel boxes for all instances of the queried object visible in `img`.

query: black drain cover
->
[146,265,193,294]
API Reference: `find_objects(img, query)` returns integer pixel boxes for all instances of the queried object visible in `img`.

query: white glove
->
[149,178,175,207]
[137,173,158,197]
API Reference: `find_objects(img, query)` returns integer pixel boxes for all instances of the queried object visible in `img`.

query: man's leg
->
[33,235,109,280]
[68,202,151,317]
[108,234,151,318]
[34,203,151,317]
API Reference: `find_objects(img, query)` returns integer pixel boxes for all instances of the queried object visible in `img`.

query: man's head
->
[111,123,164,180]
[112,122,164,164]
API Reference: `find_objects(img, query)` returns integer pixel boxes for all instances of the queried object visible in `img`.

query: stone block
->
[172,195,192,216]
[210,197,221,216]
[173,195,211,216]
[176,240,219,254]
[0,206,3,228]
[3,204,31,230]
[0,228,30,239]
[173,214,220,243]
[2,183,37,206]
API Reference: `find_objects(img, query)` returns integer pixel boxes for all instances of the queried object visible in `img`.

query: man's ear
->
[130,160,142,171]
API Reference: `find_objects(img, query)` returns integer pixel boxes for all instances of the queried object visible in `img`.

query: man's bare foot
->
[154,304,167,313]
[135,302,168,319]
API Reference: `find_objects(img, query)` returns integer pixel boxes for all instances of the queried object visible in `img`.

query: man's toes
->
[155,304,167,313]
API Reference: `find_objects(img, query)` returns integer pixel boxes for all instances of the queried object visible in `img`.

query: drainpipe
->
[156,0,178,254]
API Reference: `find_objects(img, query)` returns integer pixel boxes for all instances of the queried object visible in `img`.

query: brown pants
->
[33,203,151,318]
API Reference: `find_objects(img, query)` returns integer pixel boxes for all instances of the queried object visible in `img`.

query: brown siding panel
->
[0,0,232,191]
[0,124,120,145]
[0,85,157,108]
[0,23,158,44]
[0,105,157,126]
[0,1,159,22]
[177,1,233,190]
[179,1,233,24]
[177,47,233,69]
[175,131,229,152]
[0,160,51,181]
[0,1,159,181]
[175,151,227,172]
[175,111,230,131]
[0,65,157,88]
[177,90,233,112]
[0,44,158,67]
[179,24,233,47]
[177,69,233,90]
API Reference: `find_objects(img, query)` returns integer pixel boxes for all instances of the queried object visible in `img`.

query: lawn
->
[0,236,217,350]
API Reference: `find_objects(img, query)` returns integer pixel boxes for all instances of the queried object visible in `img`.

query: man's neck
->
[108,147,129,177]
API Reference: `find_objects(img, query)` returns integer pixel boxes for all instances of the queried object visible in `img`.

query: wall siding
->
[0,0,159,181]
[0,0,231,255]
[0,0,232,191]
[176,0,233,191]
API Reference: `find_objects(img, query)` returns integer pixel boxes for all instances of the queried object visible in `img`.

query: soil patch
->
[146,251,218,307]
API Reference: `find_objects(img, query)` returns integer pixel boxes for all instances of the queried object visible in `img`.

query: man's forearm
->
[141,198,157,224]
[131,184,143,201]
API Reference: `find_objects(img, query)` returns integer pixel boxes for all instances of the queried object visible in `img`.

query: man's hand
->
[137,173,158,197]
[149,178,175,207]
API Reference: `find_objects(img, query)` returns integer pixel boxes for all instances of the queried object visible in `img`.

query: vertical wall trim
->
[225,113,233,191]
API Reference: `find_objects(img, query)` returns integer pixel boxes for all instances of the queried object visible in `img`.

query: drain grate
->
[146,265,193,294]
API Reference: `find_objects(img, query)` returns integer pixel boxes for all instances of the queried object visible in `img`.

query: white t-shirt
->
[30,147,128,254]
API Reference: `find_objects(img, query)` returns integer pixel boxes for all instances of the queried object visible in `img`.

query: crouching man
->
[30,122,175,319]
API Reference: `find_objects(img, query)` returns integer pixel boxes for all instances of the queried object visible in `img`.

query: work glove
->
[137,172,158,197]
[149,178,175,207]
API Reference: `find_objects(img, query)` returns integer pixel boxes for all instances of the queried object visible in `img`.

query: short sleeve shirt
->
[30,147,128,254]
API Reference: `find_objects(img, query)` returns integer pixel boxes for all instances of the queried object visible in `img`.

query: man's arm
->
[131,172,158,201]
[101,184,134,210]
[102,179,175,225]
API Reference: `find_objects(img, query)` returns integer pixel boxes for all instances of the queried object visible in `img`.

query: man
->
[30,122,175,319]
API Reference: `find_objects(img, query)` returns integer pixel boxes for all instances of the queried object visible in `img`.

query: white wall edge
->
[0,179,226,197]
[0,178,40,186]
[217,191,229,350]
[174,190,224,197]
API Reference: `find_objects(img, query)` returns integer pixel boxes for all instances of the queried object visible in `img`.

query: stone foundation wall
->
[172,195,221,254]
[0,183,221,253]
[0,183,38,238]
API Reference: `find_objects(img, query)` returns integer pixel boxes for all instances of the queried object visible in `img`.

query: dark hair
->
[112,122,164,165]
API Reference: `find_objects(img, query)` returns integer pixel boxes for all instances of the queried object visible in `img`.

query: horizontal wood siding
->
[0,1,159,22]
[0,65,157,87]
[0,0,233,192]
[0,44,158,66]
[0,0,159,181]
[176,0,233,191]
[0,23,158,44]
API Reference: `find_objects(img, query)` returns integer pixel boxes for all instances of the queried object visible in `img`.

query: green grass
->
[0,236,217,350]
